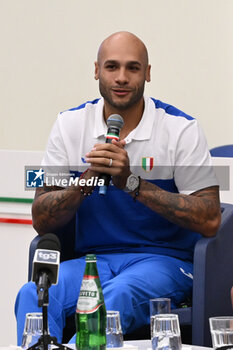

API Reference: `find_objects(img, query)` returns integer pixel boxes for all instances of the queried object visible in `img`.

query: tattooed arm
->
[130,181,221,237]
[32,169,97,235]
[86,140,221,238]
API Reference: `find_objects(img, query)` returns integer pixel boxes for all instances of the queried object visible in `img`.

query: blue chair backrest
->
[210,145,233,157]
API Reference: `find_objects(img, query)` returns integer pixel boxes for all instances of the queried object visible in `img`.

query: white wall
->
[0,151,43,346]
[0,224,36,346]
[0,0,232,152]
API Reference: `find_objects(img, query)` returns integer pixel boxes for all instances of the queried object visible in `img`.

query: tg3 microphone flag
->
[32,233,61,306]
[99,114,124,195]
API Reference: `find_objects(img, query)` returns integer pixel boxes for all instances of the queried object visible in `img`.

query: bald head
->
[97,31,149,68]
[94,31,151,113]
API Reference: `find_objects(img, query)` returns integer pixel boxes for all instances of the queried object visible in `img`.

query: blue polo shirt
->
[42,97,218,261]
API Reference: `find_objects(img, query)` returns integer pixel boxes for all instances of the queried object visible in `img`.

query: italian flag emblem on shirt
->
[142,157,154,172]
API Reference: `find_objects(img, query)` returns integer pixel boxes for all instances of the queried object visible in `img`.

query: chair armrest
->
[172,307,192,325]
[192,202,233,346]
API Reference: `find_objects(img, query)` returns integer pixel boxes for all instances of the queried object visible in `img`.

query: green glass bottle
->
[76,254,106,350]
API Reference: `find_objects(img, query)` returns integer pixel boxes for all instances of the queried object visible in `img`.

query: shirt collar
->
[93,98,107,139]
[93,96,155,141]
[128,96,155,141]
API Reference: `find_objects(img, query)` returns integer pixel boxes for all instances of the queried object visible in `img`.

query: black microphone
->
[99,114,124,195]
[32,233,61,307]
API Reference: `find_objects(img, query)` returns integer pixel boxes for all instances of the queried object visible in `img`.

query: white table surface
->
[124,340,213,350]
[0,339,213,350]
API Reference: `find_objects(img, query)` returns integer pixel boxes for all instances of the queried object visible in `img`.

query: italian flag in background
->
[142,157,154,172]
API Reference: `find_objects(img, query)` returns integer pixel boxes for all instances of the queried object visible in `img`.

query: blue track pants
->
[15,253,193,345]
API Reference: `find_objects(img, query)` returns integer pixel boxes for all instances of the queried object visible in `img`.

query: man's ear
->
[94,61,99,80]
[146,64,151,82]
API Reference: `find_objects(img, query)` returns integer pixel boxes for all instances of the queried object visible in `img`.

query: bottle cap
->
[85,254,97,262]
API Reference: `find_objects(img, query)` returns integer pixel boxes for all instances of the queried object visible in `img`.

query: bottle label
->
[76,275,103,314]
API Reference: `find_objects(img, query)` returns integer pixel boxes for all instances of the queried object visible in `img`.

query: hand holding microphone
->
[98,114,124,195]
[85,114,131,195]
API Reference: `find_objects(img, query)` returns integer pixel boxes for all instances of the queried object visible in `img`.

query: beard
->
[99,80,145,111]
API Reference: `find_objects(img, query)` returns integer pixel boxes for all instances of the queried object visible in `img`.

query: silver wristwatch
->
[124,173,140,193]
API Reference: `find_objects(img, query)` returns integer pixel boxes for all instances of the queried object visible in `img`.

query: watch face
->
[127,174,139,191]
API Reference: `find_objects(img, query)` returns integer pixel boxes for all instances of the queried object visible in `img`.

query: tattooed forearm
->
[133,181,221,237]
[32,185,83,235]
[32,169,98,234]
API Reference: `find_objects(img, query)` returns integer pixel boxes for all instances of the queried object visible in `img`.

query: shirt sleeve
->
[174,119,219,195]
[41,114,70,186]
